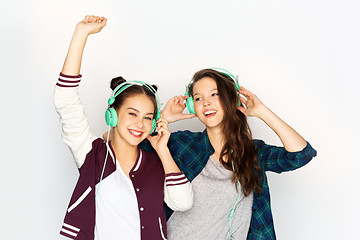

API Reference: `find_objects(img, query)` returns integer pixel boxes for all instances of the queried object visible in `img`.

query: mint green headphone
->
[105,80,161,134]
[184,68,241,114]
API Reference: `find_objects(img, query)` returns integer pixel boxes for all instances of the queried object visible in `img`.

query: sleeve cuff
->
[165,172,189,187]
[56,72,82,88]
[293,141,317,159]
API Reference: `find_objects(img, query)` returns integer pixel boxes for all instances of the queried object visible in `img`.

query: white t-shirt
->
[94,159,140,240]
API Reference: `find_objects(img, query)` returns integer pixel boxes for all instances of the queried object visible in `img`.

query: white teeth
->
[129,130,141,136]
[204,110,217,116]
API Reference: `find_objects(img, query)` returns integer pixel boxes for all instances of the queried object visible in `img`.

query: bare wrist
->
[155,147,170,157]
[256,105,272,120]
[74,25,90,38]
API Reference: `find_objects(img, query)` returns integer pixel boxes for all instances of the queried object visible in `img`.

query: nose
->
[134,118,144,129]
[203,98,211,107]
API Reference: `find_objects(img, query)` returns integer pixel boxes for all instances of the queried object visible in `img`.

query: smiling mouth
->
[204,110,217,117]
[129,129,143,138]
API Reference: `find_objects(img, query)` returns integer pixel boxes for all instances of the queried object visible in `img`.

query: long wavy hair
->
[189,69,262,196]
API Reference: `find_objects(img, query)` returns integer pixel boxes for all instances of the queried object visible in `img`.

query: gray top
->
[167,156,253,240]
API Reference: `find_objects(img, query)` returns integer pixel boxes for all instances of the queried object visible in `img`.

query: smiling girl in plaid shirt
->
[155,69,317,240]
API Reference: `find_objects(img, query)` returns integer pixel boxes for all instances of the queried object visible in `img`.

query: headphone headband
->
[110,80,160,111]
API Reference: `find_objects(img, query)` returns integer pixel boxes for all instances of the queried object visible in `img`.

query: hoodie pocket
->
[68,186,92,212]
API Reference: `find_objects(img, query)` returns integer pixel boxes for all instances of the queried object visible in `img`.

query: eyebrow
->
[193,88,218,96]
[128,107,154,115]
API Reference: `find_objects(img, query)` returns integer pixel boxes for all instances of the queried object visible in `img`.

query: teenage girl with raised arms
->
[54,15,193,240]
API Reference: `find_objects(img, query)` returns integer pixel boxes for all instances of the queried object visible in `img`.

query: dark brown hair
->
[189,69,262,196]
[110,76,158,117]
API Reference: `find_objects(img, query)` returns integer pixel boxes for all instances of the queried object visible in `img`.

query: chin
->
[129,137,146,145]
[206,120,224,130]
[200,118,222,127]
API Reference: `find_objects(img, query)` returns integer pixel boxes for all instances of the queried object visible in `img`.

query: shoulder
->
[168,130,205,151]
[167,129,212,158]
[139,149,165,175]
[141,148,159,159]
[252,139,266,148]
[92,138,107,150]
[141,149,162,166]
[78,138,109,170]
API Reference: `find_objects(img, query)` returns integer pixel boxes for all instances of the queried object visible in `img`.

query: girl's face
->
[192,77,224,130]
[114,94,155,147]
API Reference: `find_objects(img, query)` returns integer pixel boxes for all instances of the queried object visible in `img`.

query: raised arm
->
[54,16,107,168]
[238,86,307,152]
[62,15,107,75]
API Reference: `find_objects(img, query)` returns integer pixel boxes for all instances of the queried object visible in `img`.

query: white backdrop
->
[1,0,359,239]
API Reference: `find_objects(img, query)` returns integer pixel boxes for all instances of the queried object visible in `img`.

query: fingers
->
[239,86,250,93]
[156,117,168,124]
[240,96,248,105]
[156,117,169,129]
[239,86,252,98]
[157,122,168,131]
[157,126,170,137]
[237,106,247,115]
[83,15,107,24]
[84,15,98,23]
[79,15,107,35]
[156,117,170,135]
[172,95,188,106]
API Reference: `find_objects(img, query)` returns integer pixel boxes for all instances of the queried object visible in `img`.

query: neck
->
[111,133,139,164]
[206,126,225,162]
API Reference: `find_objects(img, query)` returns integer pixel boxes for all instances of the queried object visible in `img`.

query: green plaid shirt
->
[141,129,317,239]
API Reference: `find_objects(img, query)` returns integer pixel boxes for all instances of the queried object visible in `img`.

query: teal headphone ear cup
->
[155,109,161,121]
[186,96,196,114]
[149,104,161,134]
[105,108,118,127]
[150,119,156,134]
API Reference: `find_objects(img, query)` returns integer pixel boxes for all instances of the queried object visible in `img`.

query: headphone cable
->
[95,126,111,200]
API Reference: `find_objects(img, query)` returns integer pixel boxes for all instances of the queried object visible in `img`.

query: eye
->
[144,116,153,121]
[211,92,219,97]
[194,97,202,102]
[129,112,136,117]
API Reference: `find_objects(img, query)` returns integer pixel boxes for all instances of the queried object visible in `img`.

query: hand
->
[146,118,171,152]
[75,15,107,36]
[238,86,267,118]
[161,95,196,123]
